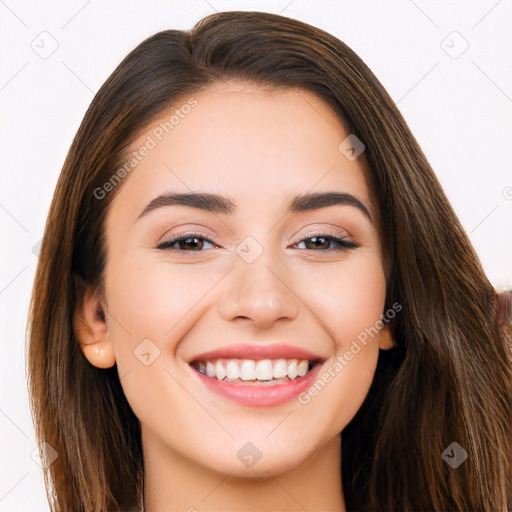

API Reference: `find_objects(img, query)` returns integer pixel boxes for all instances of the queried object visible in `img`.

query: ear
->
[73,283,116,369]
[378,323,397,350]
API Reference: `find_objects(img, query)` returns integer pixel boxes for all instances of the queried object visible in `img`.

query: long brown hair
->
[27,11,511,511]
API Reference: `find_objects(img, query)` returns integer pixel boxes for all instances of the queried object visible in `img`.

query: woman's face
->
[98,83,388,476]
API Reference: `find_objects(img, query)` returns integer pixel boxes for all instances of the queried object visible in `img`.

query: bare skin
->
[76,81,395,511]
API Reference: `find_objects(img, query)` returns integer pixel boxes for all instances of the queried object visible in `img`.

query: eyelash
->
[156,232,358,253]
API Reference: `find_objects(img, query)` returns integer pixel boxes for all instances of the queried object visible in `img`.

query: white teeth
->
[215,360,226,380]
[273,359,288,378]
[240,360,256,381]
[297,360,309,377]
[206,361,215,377]
[226,360,240,380]
[255,360,273,380]
[195,358,313,382]
[287,360,298,380]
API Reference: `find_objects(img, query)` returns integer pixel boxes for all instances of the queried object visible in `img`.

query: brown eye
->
[304,236,330,250]
[296,235,357,251]
[177,237,204,251]
[157,234,215,252]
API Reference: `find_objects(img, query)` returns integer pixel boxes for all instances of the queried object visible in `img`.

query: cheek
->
[105,256,220,349]
[286,254,387,436]
[102,256,219,430]
[298,253,387,349]
[103,253,227,408]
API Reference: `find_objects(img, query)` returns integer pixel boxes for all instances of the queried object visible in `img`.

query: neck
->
[142,431,345,512]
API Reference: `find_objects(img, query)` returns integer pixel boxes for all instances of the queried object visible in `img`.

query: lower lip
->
[190,364,321,408]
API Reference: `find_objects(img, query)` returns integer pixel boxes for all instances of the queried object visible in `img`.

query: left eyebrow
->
[288,192,373,224]
[136,191,373,224]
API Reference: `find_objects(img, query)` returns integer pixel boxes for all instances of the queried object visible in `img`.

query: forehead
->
[110,83,375,221]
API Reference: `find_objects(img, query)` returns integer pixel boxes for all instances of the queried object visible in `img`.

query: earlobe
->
[81,341,116,369]
[73,283,116,369]
[378,323,397,350]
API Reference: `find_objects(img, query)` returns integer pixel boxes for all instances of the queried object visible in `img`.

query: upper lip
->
[189,344,326,363]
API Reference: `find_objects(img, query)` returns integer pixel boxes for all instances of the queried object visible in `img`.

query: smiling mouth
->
[190,358,322,386]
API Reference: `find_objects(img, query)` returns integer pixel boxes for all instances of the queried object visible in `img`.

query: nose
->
[217,250,300,329]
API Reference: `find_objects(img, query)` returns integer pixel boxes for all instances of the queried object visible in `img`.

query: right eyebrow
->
[137,192,236,221]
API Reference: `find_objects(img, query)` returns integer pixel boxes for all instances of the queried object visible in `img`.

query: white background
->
[1,1,511,510]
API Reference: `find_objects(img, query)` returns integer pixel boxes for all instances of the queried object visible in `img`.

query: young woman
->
[27,10,511,512]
